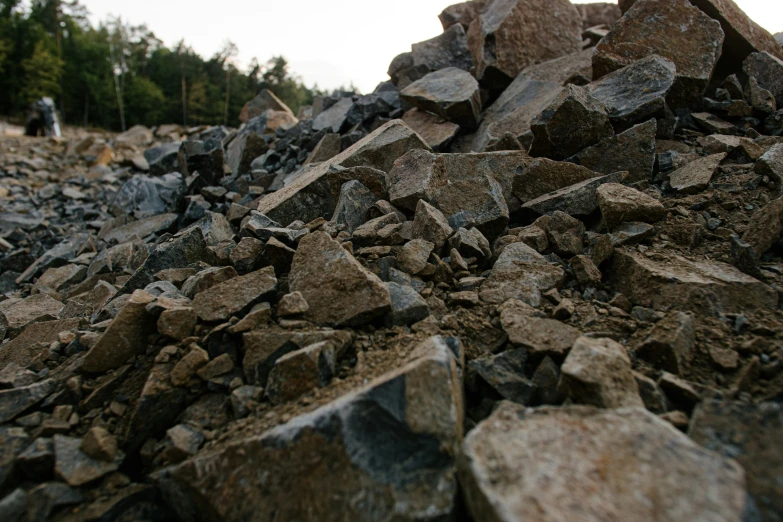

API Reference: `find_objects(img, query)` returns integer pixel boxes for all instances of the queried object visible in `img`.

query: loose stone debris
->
[1,0,783,520]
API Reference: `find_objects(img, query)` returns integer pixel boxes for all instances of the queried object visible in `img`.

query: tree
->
[22,39,63,104]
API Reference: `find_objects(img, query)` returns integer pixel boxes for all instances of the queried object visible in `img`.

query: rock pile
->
[1,0,783,520]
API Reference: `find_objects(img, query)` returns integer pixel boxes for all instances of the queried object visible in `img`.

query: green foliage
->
[22,39,63,103]
[0,1,322,130]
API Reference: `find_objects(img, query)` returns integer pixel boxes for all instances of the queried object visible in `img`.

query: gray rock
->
[289,231,391,326]
[401,67,481,130]
[522,172,624,217]
[433,175,509,241]
[384,282,430,326]
[593,0,724,108]
[239,89,294,123]
[567,119,657,182]
[331,180,378,233]
[178,140,224,185]
[143,142,180,176]
[460,403,747,522]
[110,173,186,219]
[389,24,474,88]
[312,97,354,133]
[15,233,91,284]
[226,130,269,176]
[755,143,783,184]
[0,488,26,522]
[0,379,56,424]
[471,348,535,404]
[529,84,614,160]
[388,149,448,211]
[157,337,464,522]
[588,55,677,128]
[26,482,83,522]
[182,211,234,246]
[100,213,178,245]
[54,434,121,487]
[512,159,601,205]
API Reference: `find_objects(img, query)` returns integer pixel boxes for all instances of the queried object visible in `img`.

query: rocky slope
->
[1,0,783,521]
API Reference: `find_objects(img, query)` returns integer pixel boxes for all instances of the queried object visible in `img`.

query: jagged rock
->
[229,237,264,274]
[689,400,782,521]
[0,380,56,424]
[480,242,564,305]
[54,435,121,487]
[460,403,747,522]
[567,119,657,182]
[0,294,62,331]
[412,200,454,251]
[570,255,602,286]
[588,55,677,129]
[277,291,309,317]
[609,222,655,246]
[0,488,26,522]
[345,90,400,127]
[466,0,582,89]
[522,171,624,217]
[593,0,724,107]
[163,424,205,463]
[669,152,726,194]
[389,24,474,88]
[449,227,491,261]
[191,267,277,323]
[257,120,430,225]
[611,250,778,313]
[157,337,463,522]
[100,213,178,245]
[110,173,186,219]
[397,239,434,275]
[692,112,734,134]
[400,67,481,130]
[181,266,238,299]
[636,312,694,375]
[529,84,614,160]
[545,211,585,257]
[461,76,563,152]
[755,142,783,183]
[157,307,197,341]
[742,198,783,257]
[575,2,621,28]
[226,130,269,176]
[183,211,234,246]
[470,348,535,404]
[170,346,209,387]
[401,109,460,150]
[81,290,157,373]
[312,97,353,133]
[241,329,353,386]
[144,142,180,176]
[289,231,391,326]
[178,140,224,184]
[331,180,378,233]
[239,89,294,123]
[265,342,335,404]
[326,166,389,202]
[500,299,581,359]
[439,0,486,30]
[26,482,83,522]
[80,427,117,462]
[387,149,447,211]
[512,159,601,205]
[596,183,665,230]
[433,175,509,240]
[120,227,214,294]
[384,282,430,326]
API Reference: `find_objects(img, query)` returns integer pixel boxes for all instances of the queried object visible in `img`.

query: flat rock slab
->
[689,400,783,522]
[743,52,783,106]
[499,300,581,359]
[480,243,564,306]
[100,213,178,244]
[401,109,460,151]
[0,318,80,370]
[0,379,56,424]
[593,0,724,107]
[669,152,726,194]
[257,120,430,226]
[0,294,63,331]
[612,249,777,313]
[191,267,277,323]
[289,231,390,326]
[54,435,121,487]
[157,337,463,522]
[459,404,747,522]
[596,183,666,230]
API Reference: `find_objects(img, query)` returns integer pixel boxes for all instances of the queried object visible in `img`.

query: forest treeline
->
[0,0,327,130]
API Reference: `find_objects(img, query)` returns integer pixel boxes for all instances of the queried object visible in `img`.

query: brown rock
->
[0,294,63,332]
[170,346,209,387]
[400,67,481,130]
[157,307,197,341]
[277,291,309,317]
[412,200,454,251]
[742,197,783,257]
[512,159,601,205]
[191,267,277,323]
[265,342,335,404]
[499,299,581,359]
[289,232,391,326]
[79,427,117,462]
[636,312,695,374]
[467,0,583,89]
[480,242,565,306]
[593,0,724,107]
[401,109,460,151]
[596,183,666,230]
[239,89,295,123]
[669,153,726,194]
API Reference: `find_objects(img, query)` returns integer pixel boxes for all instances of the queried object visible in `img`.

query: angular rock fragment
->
[611,250,777,313]
[560,336,643,408]
[401,67,481,130]
[389,24,474,89]
[470,349,535,405]
[0,380,56,424]
[755,143,783,183]
[100,213,178,245]
[512,159,601,204]
[412,200,454,251]
[157,337,463,522]
[596,183,665,230]
[439,0,486,30]
[257,121,430,225]
[191,267,277,323]
[397,239,434,275]
[385,282,430,326]
[467,0,583,89]
[743,52,783,107]
[636,312,694,374]
[500,299,581,360]
[401,109,460,150]
[239,89,294,123]
[460,403,747,522]
[522,172,623,217]
[110,173,185,219]
[529,84,614,160]
[480,243,564,305]
[433,175,509,240]
[144,142,180,176]
[331,180,378,233]
[742,197,783,257]
[567,119,657,182]
[81,290,157,373]
[0,294,63,331]
[669,153,726,194]
[178,140,224,185]
[289,231,390,326]
[588,55,677,128]
[593,0,724,107]
[265,342,335,404]
[54,435,120,487]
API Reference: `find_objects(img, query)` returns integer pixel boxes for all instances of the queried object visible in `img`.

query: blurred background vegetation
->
[0,0,327,130]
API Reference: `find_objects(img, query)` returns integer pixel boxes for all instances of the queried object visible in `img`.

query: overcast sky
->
[80,0,782,94]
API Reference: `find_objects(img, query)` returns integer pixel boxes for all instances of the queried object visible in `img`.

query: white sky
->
[80,0,782,94]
